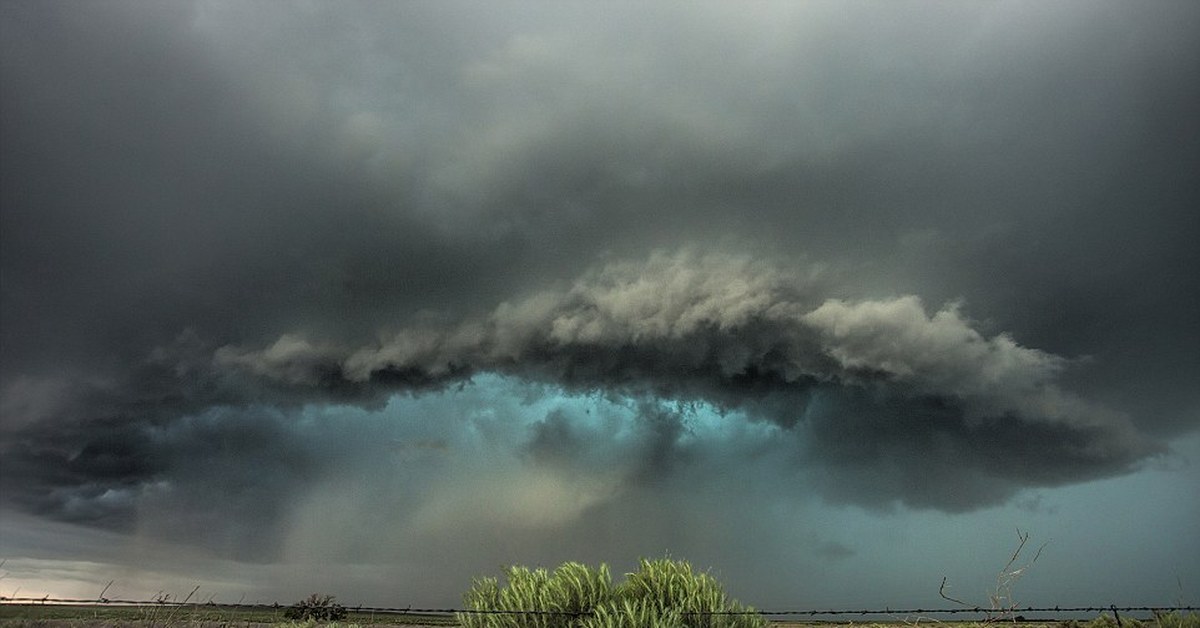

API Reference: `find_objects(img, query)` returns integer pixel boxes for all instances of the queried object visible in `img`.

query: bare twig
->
[97,580,113,603]
[939,529,1047,623]
[1000,528,1030,577]
[939,576,973,608]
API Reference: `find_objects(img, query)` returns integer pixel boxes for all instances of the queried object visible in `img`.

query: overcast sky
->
[2,0,1198,611]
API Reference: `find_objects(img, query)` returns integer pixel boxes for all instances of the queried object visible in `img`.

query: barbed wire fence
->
[1,595,1197,620]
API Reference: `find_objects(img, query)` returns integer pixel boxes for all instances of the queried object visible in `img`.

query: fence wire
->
[1,596,1197,618]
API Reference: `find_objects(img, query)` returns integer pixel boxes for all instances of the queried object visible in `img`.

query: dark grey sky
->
[2,0,1198,609]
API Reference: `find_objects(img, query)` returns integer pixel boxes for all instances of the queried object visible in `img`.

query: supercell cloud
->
[216,250,1157,510]
[1,0,1198,606]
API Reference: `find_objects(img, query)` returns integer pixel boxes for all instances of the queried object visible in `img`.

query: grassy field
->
[1,605,1194,628]
[0,604,457,627]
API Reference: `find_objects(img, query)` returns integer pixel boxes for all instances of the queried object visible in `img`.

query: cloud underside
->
[218,251,1156,490]
[1,252,1159,557]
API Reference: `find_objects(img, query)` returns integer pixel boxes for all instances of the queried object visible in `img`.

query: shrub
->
[459,558,766,628]
[284,593,348,622]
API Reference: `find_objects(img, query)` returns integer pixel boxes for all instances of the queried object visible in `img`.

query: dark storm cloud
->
[2,0,1198,560]
[0,363,326,558]
[211,250,1159,510]
[0,1,536,377]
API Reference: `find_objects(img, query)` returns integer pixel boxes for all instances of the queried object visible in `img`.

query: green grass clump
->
[1087,614,1145,628]
[1060,612,1199,628]
[1149,611,1200,628]
[615,558,764,628]
[581,598,683,628]
[460,562,612,628]
[459,558,766,628]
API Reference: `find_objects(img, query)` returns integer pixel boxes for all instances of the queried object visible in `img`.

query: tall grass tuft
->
[460,562,612,628]
[615,558,765,628]
[459,558,766,628]
[1061,613,1198,628]
[1150,611,1200,628]
[581,598,684,628]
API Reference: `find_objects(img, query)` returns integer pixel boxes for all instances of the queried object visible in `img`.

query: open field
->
[3,605,1194,628]
[0,604,457,627]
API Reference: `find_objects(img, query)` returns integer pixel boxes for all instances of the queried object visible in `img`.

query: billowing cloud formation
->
[4,251,1158,534]
[211,251,1156,511]
[0,250,1162,566]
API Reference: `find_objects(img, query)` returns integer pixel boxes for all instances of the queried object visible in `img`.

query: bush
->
[284,593,348,622]
[459,558,766,628]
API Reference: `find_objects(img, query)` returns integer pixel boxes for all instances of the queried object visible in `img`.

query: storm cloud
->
[0,249,1167,534]
[2,0,1198,607]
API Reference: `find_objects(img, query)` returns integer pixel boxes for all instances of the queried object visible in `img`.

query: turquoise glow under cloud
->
[5,375,1195,609]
